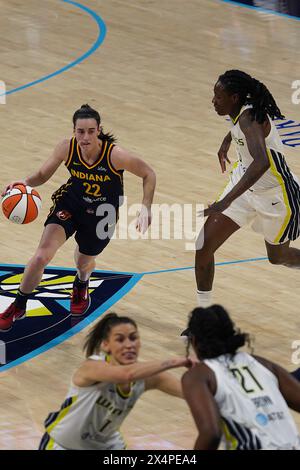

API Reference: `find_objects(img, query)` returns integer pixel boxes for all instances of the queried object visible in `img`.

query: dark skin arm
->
[182,363,222,450]
[204,110,271,217]
[218,131,232,173]
[254,355,300,412]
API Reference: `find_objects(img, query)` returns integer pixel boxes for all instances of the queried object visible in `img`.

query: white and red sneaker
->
[0,303,26,332]
[70,286,91,316]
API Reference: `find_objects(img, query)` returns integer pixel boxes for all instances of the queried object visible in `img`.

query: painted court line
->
[141,256,268,276]
[0,0,106,97]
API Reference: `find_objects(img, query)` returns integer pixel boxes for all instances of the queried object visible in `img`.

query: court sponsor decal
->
[0,265,142,371]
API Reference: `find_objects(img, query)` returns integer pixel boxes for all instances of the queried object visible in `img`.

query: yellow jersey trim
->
[116,383,133,399]
[107,144,123,182]
[105,353,132,398]
[77,140,107,169]
[231,111,242,125]
[231,105,249,125]
[266,148,291,243]
[221,420,238,450]
[66,137,75,168]
[46,396,77,433]
[45,436,55,450]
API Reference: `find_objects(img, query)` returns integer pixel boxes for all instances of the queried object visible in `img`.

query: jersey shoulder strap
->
[65,137,76,168]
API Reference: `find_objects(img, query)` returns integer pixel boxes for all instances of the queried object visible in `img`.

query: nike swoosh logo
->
[272,202,280,206]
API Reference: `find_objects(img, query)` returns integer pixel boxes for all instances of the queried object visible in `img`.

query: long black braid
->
[83,312,137,357]
[187,305,250,359]
[218,70,285,124]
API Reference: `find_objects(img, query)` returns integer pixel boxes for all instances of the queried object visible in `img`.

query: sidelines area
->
[219,0,300,21]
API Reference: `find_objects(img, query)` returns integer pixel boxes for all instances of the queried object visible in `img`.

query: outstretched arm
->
[111,146,156,233]
[73,357,191,388]
[145,371,184,398]
[2,139,69,195]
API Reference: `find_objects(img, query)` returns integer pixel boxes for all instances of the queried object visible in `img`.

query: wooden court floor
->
[0,0,300,449]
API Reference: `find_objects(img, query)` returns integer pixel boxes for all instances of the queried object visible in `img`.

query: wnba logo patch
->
[0,265,142,371]
[56,210,72,220]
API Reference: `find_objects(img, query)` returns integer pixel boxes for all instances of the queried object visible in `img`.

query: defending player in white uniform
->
[182,305,300,450]
[220,103,300,244]
[195,70,300,309]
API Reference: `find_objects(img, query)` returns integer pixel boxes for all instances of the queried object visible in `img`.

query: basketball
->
[1,184,42,224]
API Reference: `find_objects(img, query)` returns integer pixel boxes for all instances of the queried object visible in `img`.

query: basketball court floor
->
[0,0,300,449]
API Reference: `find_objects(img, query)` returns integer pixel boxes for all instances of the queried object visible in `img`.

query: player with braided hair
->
[182,305,300,450]
[195,70,300,308]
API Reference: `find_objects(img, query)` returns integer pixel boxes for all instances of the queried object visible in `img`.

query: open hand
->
[1,181,27,197]
[136,205,152,234]
[198,198,231,218]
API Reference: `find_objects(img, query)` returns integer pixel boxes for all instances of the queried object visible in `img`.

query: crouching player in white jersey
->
[182,305,300,450]
[195,70,300,309]
[39,313,193,450]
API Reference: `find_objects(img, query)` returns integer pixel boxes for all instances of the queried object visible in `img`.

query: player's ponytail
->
[72,104,116,143]
[186,305,249,359]
[83,313,137,357]
[218,70,284,124]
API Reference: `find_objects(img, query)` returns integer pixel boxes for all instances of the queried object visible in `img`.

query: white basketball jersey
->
[230,105,296,191]
[204,352,300,450]
[45,354,145,450]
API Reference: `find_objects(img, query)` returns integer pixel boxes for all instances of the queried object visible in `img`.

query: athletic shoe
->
[0,303,26,332]
[70,286,91,316]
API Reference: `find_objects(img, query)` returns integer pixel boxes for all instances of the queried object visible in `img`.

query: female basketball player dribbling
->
[0,104,156,331]
[39,313,193,450]
[195,70,300,308]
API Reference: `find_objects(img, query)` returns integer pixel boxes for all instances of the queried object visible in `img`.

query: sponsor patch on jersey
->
[0,265,142,371]
[255,413,268,426]
[56,210,72,221]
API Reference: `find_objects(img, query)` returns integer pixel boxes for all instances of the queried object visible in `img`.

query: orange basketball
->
[2,184,42,224]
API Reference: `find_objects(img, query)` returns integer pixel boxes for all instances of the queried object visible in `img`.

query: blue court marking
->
[141,256,268,275]
[0,256,269,278]
[0,0,106,98]
[219,0,300,21]
[0,273,143,372]
[0,256,269,371]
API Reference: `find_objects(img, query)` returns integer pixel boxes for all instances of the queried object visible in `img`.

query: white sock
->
[196,290,212,308]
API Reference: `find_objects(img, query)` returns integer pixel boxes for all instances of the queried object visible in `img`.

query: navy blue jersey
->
[52,137,124,210]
